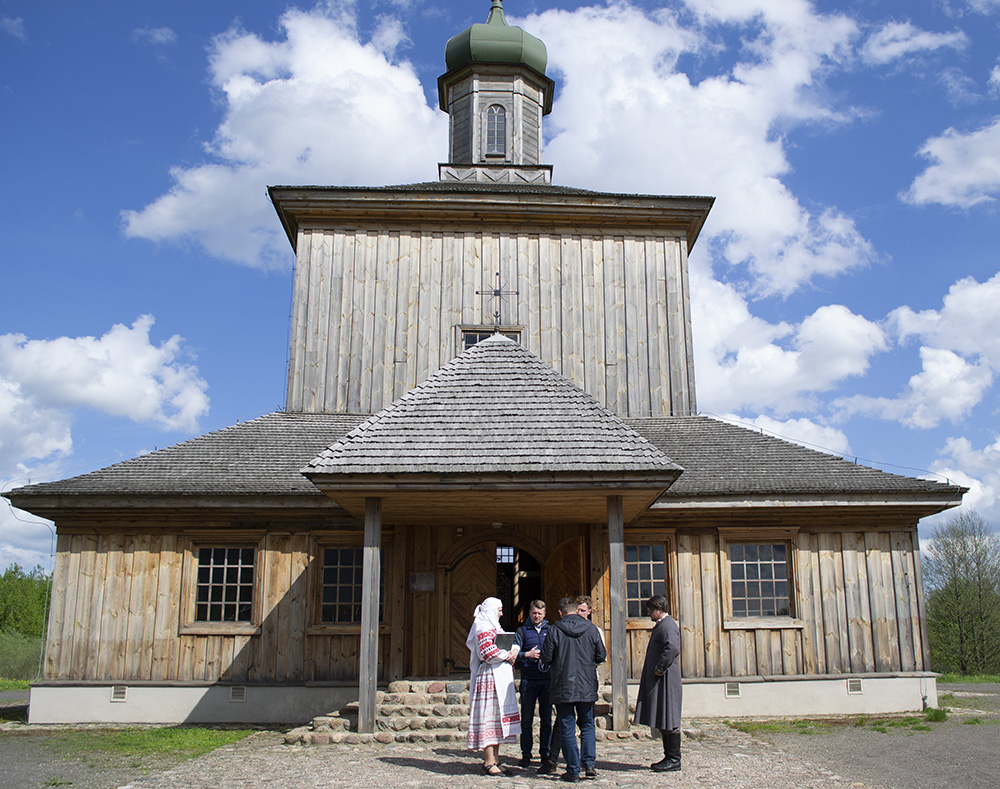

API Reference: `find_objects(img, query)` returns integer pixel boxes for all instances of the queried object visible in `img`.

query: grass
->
[937,673,1000,684]
[727,707,949,737]
[0,678,32,691]
[52,726,257,766]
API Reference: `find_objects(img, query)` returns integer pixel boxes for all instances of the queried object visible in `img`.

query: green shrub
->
[924,707,948,722]
[0,630,44,680]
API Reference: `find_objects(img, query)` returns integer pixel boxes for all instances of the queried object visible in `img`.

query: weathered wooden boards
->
[287,227,696,418]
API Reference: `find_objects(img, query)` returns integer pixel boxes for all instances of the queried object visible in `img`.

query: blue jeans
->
[555,702,595,775]
[519,679,552,759]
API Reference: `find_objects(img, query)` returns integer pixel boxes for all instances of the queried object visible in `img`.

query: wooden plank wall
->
[629,529,927,680]
[285,226,695,418]
[43,529,391,684]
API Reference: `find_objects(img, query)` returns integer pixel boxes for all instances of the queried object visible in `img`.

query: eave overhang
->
[268,185,714,257]
[303,469,681,525]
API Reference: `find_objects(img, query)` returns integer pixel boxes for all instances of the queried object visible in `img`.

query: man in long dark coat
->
[633,594,682,772]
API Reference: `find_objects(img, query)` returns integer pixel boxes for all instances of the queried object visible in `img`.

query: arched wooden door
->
[544,538,585,613]
[447,543,496,671]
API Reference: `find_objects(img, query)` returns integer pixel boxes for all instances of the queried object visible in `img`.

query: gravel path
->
[3,683,997,789]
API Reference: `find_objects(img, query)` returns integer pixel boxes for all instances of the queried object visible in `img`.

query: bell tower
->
[438,0,555,184]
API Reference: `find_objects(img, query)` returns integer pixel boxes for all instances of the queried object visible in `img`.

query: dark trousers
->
[555,701,595,775]
[519,678,552,759]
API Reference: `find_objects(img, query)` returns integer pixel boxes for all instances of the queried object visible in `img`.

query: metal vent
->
[725,682,741,699]
[110,685,128,703]
[847,678,863,695]
[230,686,247,703]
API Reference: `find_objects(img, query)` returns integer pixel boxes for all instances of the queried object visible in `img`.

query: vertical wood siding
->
[286,226,696,417]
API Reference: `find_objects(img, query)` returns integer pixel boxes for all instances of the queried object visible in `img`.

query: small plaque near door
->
[409,572,435,592]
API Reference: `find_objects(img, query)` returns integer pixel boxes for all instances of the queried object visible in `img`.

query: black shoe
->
[584,767,597,779]
[518,756,532,768]
[537,759,558,775]
[560,773,580,783]
[651,758,681,773]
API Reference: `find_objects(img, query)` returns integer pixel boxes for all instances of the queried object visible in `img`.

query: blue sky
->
[2,0,999,571]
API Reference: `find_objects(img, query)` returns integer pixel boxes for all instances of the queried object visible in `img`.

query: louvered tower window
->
[485,105,506,155]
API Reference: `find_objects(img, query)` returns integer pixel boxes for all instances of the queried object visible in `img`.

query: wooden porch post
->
[607,495,628,730]
[359,497,382,733]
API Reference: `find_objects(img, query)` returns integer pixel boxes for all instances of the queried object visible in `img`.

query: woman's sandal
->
[482,763,507,776]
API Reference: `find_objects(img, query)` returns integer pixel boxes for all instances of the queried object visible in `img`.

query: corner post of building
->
[359,497,382,733]
[607,494,628,730]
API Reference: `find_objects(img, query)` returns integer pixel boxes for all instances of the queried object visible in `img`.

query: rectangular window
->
[461,327,521,351]
[319,546,384,624]
[180,535,264,636]
[728,542,791,618]
[625,543,666,618]
[195,546,256,622]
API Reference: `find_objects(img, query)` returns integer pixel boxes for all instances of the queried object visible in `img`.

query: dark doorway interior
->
[496,545,542,632]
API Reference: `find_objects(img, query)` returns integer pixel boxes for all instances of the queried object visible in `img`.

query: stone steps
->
[284,679,655,746]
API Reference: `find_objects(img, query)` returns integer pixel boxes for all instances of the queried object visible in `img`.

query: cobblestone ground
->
[120,723,877,789]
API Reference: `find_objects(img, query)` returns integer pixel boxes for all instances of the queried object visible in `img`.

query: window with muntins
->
[320,547,384,624]
[461,328,520,350]
[195,547,255,623]
[625,543,666,617]
[485,104,506,155]
[729,542,791,617]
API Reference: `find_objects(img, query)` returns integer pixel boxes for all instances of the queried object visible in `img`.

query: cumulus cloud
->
[529,0,876,296]
[0,315,209,450]
[132,26,178,46]
[1,16,26,40]
[122,5,446,269]
[890,273,1000,368]
[928,435,1000,525]
[693,273,887,414]
[860,21,967,65]
[836,347,993,428]
[901,117,1000,207]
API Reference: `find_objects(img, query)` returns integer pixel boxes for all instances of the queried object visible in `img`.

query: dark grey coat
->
[633,613,682,731]
[539,613,607,704]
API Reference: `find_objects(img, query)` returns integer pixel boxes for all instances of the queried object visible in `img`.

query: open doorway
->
[496,545,542,633]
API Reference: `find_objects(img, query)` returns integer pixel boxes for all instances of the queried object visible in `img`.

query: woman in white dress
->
[466,596,521,775]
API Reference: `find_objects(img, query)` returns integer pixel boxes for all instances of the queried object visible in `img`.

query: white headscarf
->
[466,596,504,654]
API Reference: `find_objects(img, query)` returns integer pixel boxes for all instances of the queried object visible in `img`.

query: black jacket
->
[539,613,607,704]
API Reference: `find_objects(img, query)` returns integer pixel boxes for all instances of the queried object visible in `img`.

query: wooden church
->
[6,0,963,725]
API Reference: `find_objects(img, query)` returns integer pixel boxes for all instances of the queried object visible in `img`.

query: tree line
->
[922,510,1000,676]
[0,564,51,679]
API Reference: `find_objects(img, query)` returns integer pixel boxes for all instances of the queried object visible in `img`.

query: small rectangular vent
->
[847,678,863,695]
[230,685,247,703]
[110,685,128,703]
[724,682,741,699]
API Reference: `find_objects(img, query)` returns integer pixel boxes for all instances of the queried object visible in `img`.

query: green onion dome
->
[444,0,548,75]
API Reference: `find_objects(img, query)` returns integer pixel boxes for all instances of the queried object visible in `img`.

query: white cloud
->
[990,63,1000,93]
[525,0,876,296]
[0,315,209,441]
[122,5,447,269]
[928,435,1000,526]
[890,273,1000,369]
[836,347,993,428]
[692,273,886,414]
[902,117,1000,207]
[132,26,177,46]
[1,16,26,40]
[860,21,967,65]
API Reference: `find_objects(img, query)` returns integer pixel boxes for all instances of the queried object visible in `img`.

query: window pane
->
[319,543,384,623]
[624,543,667,618]
[728,542,791,619]
[194,545,255,623]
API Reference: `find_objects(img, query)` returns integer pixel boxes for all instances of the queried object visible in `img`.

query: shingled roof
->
[303,335,679,477]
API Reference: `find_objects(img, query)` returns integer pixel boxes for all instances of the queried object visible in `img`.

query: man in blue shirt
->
[514,599,551,768]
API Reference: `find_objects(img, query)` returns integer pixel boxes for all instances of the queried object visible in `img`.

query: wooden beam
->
[358,497,382,733]
[607,495,628,730]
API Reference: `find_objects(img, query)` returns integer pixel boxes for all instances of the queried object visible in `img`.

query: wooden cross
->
[477,271,518,332]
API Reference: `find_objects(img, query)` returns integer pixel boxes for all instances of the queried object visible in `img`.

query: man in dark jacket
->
[539,596,607,782]
[514,600,551,767]
[633,594,682,772]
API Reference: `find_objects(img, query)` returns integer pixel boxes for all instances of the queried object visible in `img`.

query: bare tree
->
[922,511,1000,675]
